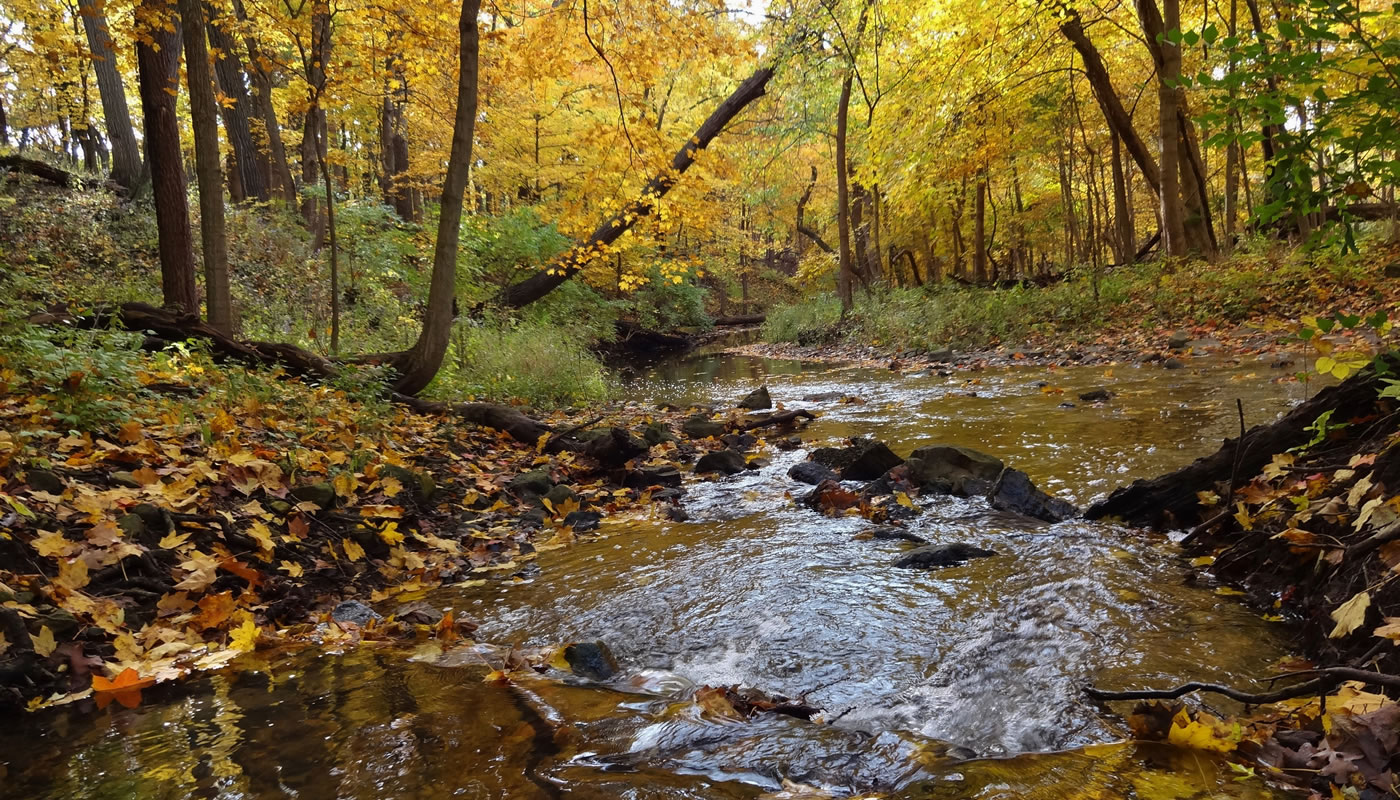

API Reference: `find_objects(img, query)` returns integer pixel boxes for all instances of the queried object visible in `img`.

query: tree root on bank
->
[32,301,555,445]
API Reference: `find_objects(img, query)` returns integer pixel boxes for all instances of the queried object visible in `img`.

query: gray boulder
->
[696,449,747,476]
[563,641,619,680]
[331,600,383,626]
[811,438,904,481]
[788,460,839,485]
[507,468,553,498]
[682,414,727,439]
[737,386,772,410]
[1167,330,1192,350]
[903,445,1005,495]
[988,469,1079,523]
[894,543,997,569]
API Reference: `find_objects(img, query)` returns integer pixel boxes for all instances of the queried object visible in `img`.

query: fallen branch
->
[737,409,816,431]
[1086,667,1400,704]
[712,314,766,327]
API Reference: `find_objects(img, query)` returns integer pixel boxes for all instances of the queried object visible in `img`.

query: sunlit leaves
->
[1330,590,1371,638]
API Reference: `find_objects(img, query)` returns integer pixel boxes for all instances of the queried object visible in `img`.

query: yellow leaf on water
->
[1330,590,1371,638]
[895,492,916,509]
[229,614,259,652]
[31,626,57,657]
[1190,556,1215,567]
[1214,586,1246,596]
[1166,709,1238,753]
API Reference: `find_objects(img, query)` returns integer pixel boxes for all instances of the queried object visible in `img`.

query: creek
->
[0,346,1311,799]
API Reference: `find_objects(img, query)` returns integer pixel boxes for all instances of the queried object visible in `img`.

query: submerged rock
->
[903,445,1004,494]
[331,600,383,626]
[696,449,747,476]
[563,510,603,532]
[737,385,772,410]
[894,543,997,568]
[869,526,929,544]
[788,460,839,485]
[563,641,619,680]
[626,465,683,488]
[988,469,1079,523]
[1167,330,1192,350]
[811,438,904,481]
[1078,388,1112,403]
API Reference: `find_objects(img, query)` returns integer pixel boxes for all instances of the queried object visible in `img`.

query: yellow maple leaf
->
[229,614,259,652]
[279,560,304,577]
[895,492,916,509]
[1166,709,1238,752]
[378,521,404,546]
[247,520,275,554]
[0,632,8,657]
[56,556,90,591]
[1331,590,1371,638]
[31,625,57,657]
[342,538,366,561]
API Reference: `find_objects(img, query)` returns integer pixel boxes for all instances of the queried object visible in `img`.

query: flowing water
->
[1,346,1312,799]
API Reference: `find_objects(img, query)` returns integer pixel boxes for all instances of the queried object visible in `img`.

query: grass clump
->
[432,318,611,408]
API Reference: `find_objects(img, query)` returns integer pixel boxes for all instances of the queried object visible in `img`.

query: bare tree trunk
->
[1112,130,1134,263]
[78,0,144,192]
[204,0,269,202]
[389,0,481,395]
[300,2,330,248]
[836,68,855,312]
[974,170,988,282]
[136,0,198,312]
[180,0,231,333]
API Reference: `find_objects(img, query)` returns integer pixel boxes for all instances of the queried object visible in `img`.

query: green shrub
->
[431,318,611,408]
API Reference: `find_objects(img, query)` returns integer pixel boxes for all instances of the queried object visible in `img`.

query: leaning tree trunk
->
[389,0,481,395]
[299,1,331,248]
[78,0,144,192]
[180,0,231,333]
[493,67,774,310]
[136,0,198,313]
[1139,0,1189,257]
[204,0,269,202]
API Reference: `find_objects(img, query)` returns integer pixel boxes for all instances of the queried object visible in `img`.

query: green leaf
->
[1203,23,1219,45]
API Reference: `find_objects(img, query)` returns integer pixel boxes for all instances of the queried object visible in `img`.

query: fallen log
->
[34,301,555,445]
[737,409,816,431]
[1,155,80,188]
[712,314,765,327]
[1085,357,1396,528]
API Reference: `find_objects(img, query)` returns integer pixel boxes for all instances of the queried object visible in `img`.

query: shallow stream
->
[1,347,1311,799]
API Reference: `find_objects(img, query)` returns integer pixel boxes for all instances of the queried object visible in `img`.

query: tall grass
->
[431,319,611,408]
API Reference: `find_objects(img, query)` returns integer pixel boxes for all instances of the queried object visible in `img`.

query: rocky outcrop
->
[903,445,1004,494]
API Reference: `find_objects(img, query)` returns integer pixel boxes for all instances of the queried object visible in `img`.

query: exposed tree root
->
[1087,667,1400,705]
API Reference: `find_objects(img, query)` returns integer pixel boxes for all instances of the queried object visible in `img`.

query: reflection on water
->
[0,351,1307,799]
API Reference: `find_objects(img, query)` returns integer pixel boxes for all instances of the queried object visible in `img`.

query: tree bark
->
[136,0,198,313]
[493,67,773,310]
[299,1,331,247]
[974,170,988,282]
[204,0,269,202]
[1137,0,1188,257]
[1111,130,1134,263]
[389,0,481,395]
[835,68,856,312]
[231,0,296,205]
[180,0,232,333]
[78,0,144,192]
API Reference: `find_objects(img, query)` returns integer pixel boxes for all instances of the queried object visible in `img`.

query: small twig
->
[1228,399,1246,496]
[1180,509,1231,547]
[545,415,603,452]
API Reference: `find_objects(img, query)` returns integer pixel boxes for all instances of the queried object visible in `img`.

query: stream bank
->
[0,348,1318,798]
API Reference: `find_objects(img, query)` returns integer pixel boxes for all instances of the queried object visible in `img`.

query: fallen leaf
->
[1331,590,1372,638]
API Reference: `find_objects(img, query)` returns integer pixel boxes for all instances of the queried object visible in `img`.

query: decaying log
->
[713,314,766,327]
[1086,357,1396,528]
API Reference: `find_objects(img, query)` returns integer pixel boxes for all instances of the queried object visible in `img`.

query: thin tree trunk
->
[835,68,855,312]
[136,0,198,312]
[204,0,268,202]
[389,0,481,395]
[1112,130,1134,263]
[974,170,988,282]
[180,0,232,333]
[78,0,144,192]
[1139,0,1188,256]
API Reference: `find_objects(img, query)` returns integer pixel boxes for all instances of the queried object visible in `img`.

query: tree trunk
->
[1138,0,1189,257]
[180,0,232,333]
[974,170,988,282]
[1057,5,1162,195]
[493,67,773,310]
[1111,130,1134,263]
[204,0,269,202]
[78,0,144,192]
[835,69,856,312]
[136,0,198,313]
[299,3,330,248]
[231,0,296,205]
[389,0,481,395]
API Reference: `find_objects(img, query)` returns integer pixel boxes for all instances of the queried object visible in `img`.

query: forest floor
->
[751,238,1400,374]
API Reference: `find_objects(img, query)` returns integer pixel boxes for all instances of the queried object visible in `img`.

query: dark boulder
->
[563,641,619,680]
[682,414,727,439]
[988,469,1078,522]
[903,445,1004,495]
[584,427,650,469]
[696,449,747,476]
[894,543,997,568]
[1078,388,1112,403]
[626,465,683,488]
[507,468,553,498]
[788,460,839,485]
[1164,357,1186,370]
[24,469,65,494]
[291,481,338,509]
[1167,330,1191,350]
[811,438,904,481]
[563,510,603,532]
[737,386,773,410]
